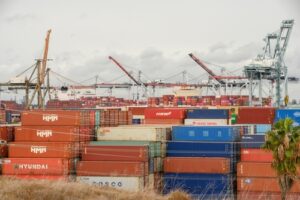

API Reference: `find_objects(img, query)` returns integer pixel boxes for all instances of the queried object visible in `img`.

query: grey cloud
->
[4,13,36,22]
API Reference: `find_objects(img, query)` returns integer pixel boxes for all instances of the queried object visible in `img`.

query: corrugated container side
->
[237,177,300,192]
[237,107,275,124]
[186,109,229,119]
[77,176,144,192]
[255,124,272,134]
[172,126,239,141]
[144,108,186,119]
[97,127,170,141]
[8,142,77,158]
[82,145,149,162]
[21,110,80,126]
[1,158,74,175]
[3,175,73,181]
[76,161,148,176]
[240,148,273,162]
[237,191,300,200]
[145,119,183,125]
[163,173,234,197]
[0,142,8,157]
[14,126,80,142]
[241,135,265,148]
[164,157,231,174]
[184,119,228,126]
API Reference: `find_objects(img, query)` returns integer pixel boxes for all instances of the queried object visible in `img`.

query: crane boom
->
[188,53,225,84]
[40,29,51,84]
[108,56,141,86]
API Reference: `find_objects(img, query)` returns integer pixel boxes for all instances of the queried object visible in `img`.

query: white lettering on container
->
[36,130,53,138]
[155,112,172,116]
[31,146,47,154]
[17,164,48,170]
[42,114,58,122]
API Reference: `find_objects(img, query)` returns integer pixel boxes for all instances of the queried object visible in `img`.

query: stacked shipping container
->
[144,108,186,125]
[163,125,239,199]
[184,109,229,126]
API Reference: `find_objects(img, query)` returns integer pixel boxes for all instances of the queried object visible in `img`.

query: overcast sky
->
[0,0,299,100]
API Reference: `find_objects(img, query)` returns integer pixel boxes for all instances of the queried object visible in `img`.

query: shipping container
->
[184,119,228,126]
[164,157,231,174]
[9,142,78,158]
[3,175,73,181]
[275,109,300,126]
[76,161,148,176]
[128,107,147,116]
[238,162,275,178]
[1,158,74,175]
[237,107,275,124]
[144,108,186,119]
[166,141,236,158]
[255,124,272,134]
[77,176,144,192]
[172,126,239,141]
[0,141,8,158]
[237,177,300,192]
[163,173,234,197]
[145,119,183,125]
[241,135,265,148]
[97,127,170,141]
[240,148,273,162]
[21,110,80,126]
[14,126,80,142]
[186,109,229,119]
[0,126,14,142]
[89,141,165,158]
[82,145,149,162]
[237,191,300,200]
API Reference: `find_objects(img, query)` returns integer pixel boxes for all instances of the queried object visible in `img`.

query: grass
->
[0,177,191,200]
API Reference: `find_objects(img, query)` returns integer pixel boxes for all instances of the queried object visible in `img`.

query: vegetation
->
[263,118,300,200]
[0,177,191,200]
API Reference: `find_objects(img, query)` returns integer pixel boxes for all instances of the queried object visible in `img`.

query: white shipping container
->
[77,176,144,192]
[184,119,228,126]
[97,127,170,141]
[132,115,145,120]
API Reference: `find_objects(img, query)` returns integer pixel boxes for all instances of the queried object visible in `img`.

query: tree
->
[263,118,300,200]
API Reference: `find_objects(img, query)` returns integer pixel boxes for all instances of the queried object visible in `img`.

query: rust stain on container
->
[164,157,230,174]
[82,145,149,162]
[76,161,148,176]
[15,126,79,142]
[9,142,78,158]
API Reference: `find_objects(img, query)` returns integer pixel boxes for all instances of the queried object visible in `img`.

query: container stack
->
[128,107,147,124]
[237,135,300,199]
[184,109,229,126]
[144,108,186,125]
[76,126,170,192]
[0,126,12,159]
[275,109,300,126]
[163,125,240,199]
[1,110,80,180]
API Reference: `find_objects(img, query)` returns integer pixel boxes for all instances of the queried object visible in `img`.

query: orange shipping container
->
[1,158,74,175]
[237,177,300,193]
[21,110,80,126]
[164,157,231,174]
[9,142,78,158]
[76,161,148,176]
[15,126,79,142]
[3,175,72,181]
[145,119,183,125]
[237,191,300,200]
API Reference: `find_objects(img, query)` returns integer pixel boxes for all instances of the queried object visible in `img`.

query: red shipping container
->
[144,108,186,120]
[21,110,80,126]
[237,177,300,192]
[164,157,230,174]
[9,142,78,158]
[237,107,275,124]
[14,126,79,142]
[76,161,148,176]
[0,126,14,142]
[128,107,147,115]
[3,175,72,181]
[0,142,8,157]
[1,158,74,175]
[145,119,183,125]
[237,191,300,200]
[82,146,148,162]
[240,148,273,162]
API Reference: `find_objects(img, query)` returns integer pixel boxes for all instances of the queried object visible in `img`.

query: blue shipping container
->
[275,109,300,126]
[255,124,272,134]
[241,135,265,148]
[163,173,234,198]
[132,119,141,124]
[172,126,239,141]
[187,109,229,119]
[166,141,235,158]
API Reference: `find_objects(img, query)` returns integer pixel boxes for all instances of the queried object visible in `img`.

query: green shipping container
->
[89,141,165,158]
